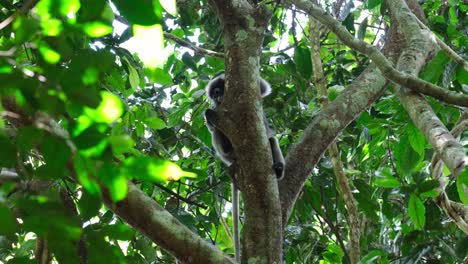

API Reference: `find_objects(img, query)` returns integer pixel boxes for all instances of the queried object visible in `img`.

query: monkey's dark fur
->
[204,74,285,179]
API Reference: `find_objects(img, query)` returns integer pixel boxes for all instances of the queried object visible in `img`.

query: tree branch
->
[279,65,389,225]
[410,13,468,72]
[163,32,224,58]
[286,0,468,107]
[207,1,283,262]
[309,16,359,263]
[103,183,235,264]
[386,0,467,177]
[431,110,468,234]
[2,100,234,264]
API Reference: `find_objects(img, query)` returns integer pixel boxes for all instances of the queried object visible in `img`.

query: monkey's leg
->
[269,137,285,179]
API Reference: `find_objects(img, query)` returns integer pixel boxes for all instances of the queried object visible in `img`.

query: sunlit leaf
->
[121,24,165,68]
[81,67,99,85]
[457,168,468,204]
[41,19,63,36]
[358,250,387,264]
[83,91,124,124]
[159,0,177,15]
[98,163,128,202]
[83,22,112,37]
[123,157,196,182]
[38,43,61,64]
[35,0,80,20]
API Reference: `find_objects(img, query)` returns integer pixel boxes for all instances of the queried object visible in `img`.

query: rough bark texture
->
[279,65,388,225]
[206,2,283,263]
[104,183,235,264]
[386,0,468,177]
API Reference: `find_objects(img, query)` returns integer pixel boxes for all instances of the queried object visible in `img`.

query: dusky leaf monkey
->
[204,73,285,179]
[204,73,285,262]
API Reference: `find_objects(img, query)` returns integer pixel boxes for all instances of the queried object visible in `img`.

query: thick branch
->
[208,1,283,263]
[287,0,468,107]
[2,101,234,264]
[387,0,467,177]
[280,65,388,225]
[104,183,235,264]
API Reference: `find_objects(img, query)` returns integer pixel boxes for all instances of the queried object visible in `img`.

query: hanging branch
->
[163,32,224,58]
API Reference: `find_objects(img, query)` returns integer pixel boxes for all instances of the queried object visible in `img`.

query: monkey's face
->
[210,86,224,106]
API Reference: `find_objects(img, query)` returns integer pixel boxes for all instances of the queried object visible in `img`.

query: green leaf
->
[420,51,450,83]
[408,194,426,230]
[0,136,16,167]
[101,223,135,240]
[293,44,312,80]
[322,243,344,263]
[393,136,421,177]
[98,163,128,202]
[418,180,439,193]
[146,67,173,85]
[109,135,135,156]
[407,124,425,158]
[38,42,61,64]
[144,117,166,130]
[78,191,101,221]
[456,168,468,204]
[0,204,17,235]
[123,24,165,68]
[112,0,161,25]
[83,22,113,37]
[374,172,401,188]
[35,0,81,19]
[77,0,107,22]
[39,136,71,179]
[181,53,198,71]
[367,0,383,9]
[74,155,101,195]
[83,91,124,124]
[123,57,140,90]
[123,157,196,182]
[358,249,386,264]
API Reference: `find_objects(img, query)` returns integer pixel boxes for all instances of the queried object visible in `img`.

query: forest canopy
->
[0,0,467,263]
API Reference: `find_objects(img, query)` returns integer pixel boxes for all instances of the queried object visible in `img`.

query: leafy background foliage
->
[0,0,466,263]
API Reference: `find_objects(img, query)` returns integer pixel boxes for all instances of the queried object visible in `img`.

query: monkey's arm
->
[269,137,285,180]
